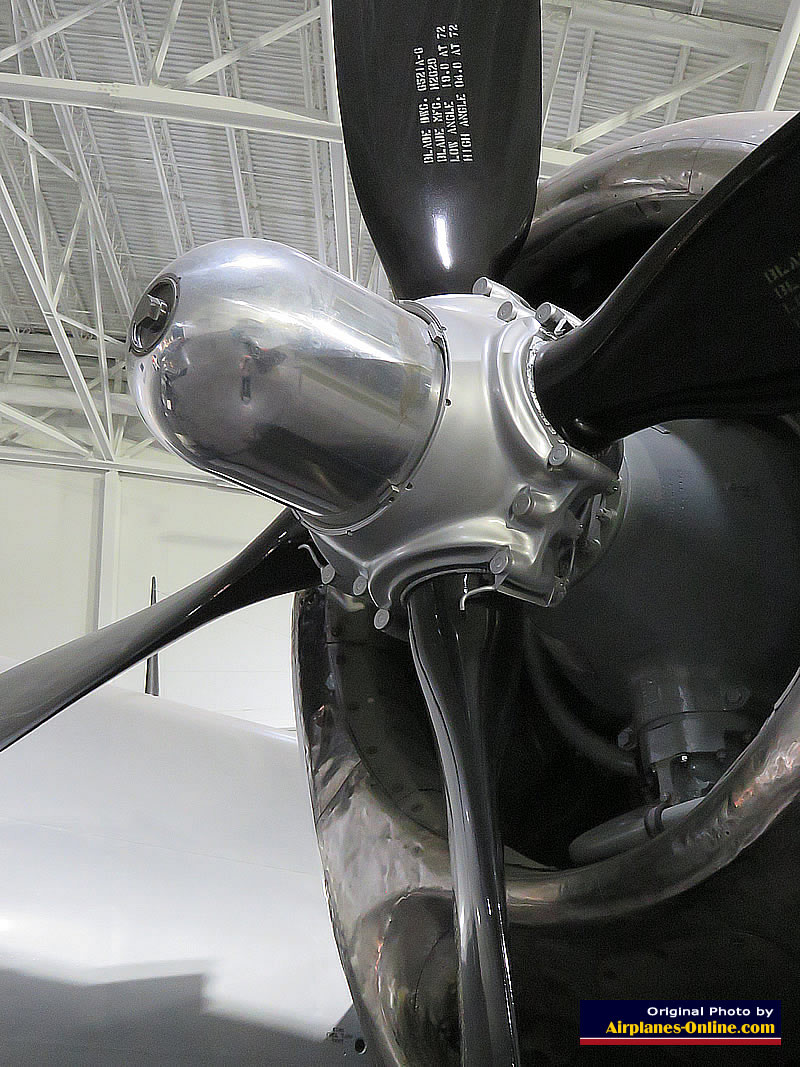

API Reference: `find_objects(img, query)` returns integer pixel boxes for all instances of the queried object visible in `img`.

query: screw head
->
[320,563,336,584]
[373,607,390,630]
[352,575,368,596]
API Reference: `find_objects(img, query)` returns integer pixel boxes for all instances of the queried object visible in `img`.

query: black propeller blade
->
[534,110,800,452]
[0,511,319,752]
[408,575,522,1066]
[331,0,542,299]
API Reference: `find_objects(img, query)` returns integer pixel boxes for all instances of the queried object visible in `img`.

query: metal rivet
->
[373,607,390,630]
[497,300,516,322]
[548,442,570,467]
[472,277,492,296]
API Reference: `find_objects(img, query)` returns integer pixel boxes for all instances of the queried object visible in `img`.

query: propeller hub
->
[128,240,621,627]
[127,240,445,528]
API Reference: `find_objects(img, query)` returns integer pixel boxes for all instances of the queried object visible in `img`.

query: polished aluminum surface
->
[526,111,793,255]
[128,239,444,529]
[312,282,620,623]
[129,242,621,623]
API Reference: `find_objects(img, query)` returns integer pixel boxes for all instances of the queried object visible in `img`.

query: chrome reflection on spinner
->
[128,239,445,528]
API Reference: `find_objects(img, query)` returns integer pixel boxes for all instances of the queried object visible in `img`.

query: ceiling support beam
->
[169,7,321,90]
[0,173,115,460]
[558,51,753,151]
[3,343,19,382]
[0,372,102,447]
[0,0,117,66]
[568,27,595,138]
[148,0,185,84]
[0,70,344,143]
[740,45,768,110]
[53,200,86,307]
[757,0,800,110]
[0,383,135,414]
[88,215,114,439]
[208,3,256,239]
[0,401,91,455]
[20,0,134,317]
[320,0,352,278]
[0,109,77,182]
[118,3,187,256]
[542,9,571,129]
[0,112,83,309]
[544,0,774,50]
[665,0,704,126]
[299,13,330,265]
[0,446,249,490]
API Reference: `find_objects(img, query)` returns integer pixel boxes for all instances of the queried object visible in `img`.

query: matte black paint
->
[0,511,319,751]
[332,0,542,299]
[534,109,800,450]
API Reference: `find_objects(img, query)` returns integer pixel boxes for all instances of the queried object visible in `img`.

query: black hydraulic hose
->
[523,627,638,778]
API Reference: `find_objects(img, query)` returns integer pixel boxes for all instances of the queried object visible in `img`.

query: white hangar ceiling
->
[0,0,798,474]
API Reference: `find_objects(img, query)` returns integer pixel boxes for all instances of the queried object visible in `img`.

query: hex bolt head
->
[497,300,516,322]
[373,607,390,631]
[548,442,570,468]
[489,549,511,575]
[511,488,534,517]
[320,563,336,584]
[617,726,635,751]
[472,277,492,297]
[535,301,559,329]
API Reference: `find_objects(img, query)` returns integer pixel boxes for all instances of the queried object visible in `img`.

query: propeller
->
[331,0,542,298]
[408,575,523,1065]
[7,0,800,1063]
[534,109,800,451]
[331,6,544,1059]
[0,511,319,752]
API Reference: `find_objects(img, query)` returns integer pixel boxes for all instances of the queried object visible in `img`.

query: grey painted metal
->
[525,420,800,732]
[567,797,704,866]
[128,239,444,528]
